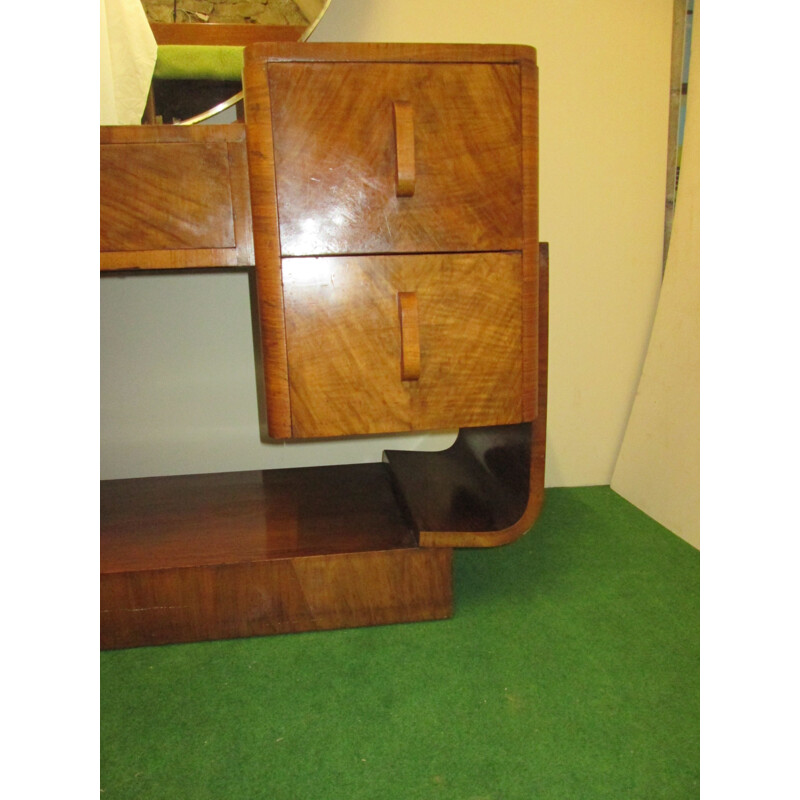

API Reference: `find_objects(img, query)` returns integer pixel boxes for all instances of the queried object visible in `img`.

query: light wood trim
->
[520,55,540,420]
[244,42,537,66]
[398,292,421,381]
[100,124,246,144]
[150,22,307,46]
[243,60,293,439]
[100,249,242,271]
[393,101,416,197]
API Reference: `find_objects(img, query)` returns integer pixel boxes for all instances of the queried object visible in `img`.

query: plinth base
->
[101,464,453,649]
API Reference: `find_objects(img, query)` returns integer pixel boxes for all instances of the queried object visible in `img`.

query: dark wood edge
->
[150,22,307,46]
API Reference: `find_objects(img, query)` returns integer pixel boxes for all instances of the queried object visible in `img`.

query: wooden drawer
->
[282,253,524,438]
[267,61,523,256]
[100,126,254,271]
[243,43,538,439]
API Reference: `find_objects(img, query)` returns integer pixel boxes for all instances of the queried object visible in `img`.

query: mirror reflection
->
[140,1,332,124]
[141,1,328,30]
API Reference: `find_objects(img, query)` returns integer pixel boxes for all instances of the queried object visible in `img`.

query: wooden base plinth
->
[101,465,453,649]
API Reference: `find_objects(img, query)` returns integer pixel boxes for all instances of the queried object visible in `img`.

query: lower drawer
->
[282,252,526,438]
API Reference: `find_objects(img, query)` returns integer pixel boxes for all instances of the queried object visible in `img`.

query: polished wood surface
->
[101,141,235,250]
[243,43,537,440]
[101,464,452,648]
[386,243,549,547]
[102,464,415,573]
[283,252,524,438]
[100,125,254,271]
[266,61,522,256]
[102,548,452,649]
[386,424,532,536]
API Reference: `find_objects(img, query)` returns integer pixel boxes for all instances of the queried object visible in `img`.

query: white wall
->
[101,0,674,484]
[612,4,700,548]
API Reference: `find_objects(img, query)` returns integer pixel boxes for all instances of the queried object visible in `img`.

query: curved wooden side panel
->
[243,60,292,438]
[384,243,548,548]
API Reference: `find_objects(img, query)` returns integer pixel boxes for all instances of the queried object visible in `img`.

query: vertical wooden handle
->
[398,292,421,381]
[393,101,415,197]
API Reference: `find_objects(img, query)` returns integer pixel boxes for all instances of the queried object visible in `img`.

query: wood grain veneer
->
[101,464,453,649]
[243,43,538,441]
[283,252,524,438]
[100,125,254,271]
[102,548,452,649]
[267,61,522,256]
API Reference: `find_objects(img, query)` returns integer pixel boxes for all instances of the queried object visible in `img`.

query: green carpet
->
[100,486,699,799]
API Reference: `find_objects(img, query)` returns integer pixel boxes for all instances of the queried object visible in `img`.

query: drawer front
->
[268,62,523,257]
[101,142,235,252]
[100,130,255,271]
[283,253,524,438]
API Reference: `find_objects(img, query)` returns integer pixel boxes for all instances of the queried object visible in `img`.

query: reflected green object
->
[154,45,245,81]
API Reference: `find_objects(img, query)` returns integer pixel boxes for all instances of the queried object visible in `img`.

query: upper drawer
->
[267,62,523,257]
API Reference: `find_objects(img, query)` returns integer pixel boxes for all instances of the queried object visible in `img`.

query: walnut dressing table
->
[100,43,547,649]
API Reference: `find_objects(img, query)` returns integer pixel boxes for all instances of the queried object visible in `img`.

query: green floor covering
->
[100,486,700,799]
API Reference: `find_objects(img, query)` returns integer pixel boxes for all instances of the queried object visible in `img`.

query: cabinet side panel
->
[244,60,292,438]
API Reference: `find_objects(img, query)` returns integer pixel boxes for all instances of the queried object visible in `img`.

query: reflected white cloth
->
[100,0,158,124]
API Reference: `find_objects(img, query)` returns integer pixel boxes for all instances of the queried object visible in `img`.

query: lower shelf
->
[101,464,453,649]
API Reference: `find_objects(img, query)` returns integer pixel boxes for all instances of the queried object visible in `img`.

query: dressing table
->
[100,42,547,649]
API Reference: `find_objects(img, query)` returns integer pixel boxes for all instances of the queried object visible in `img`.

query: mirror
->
[142,1,331,40]
[141,1,333,123]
